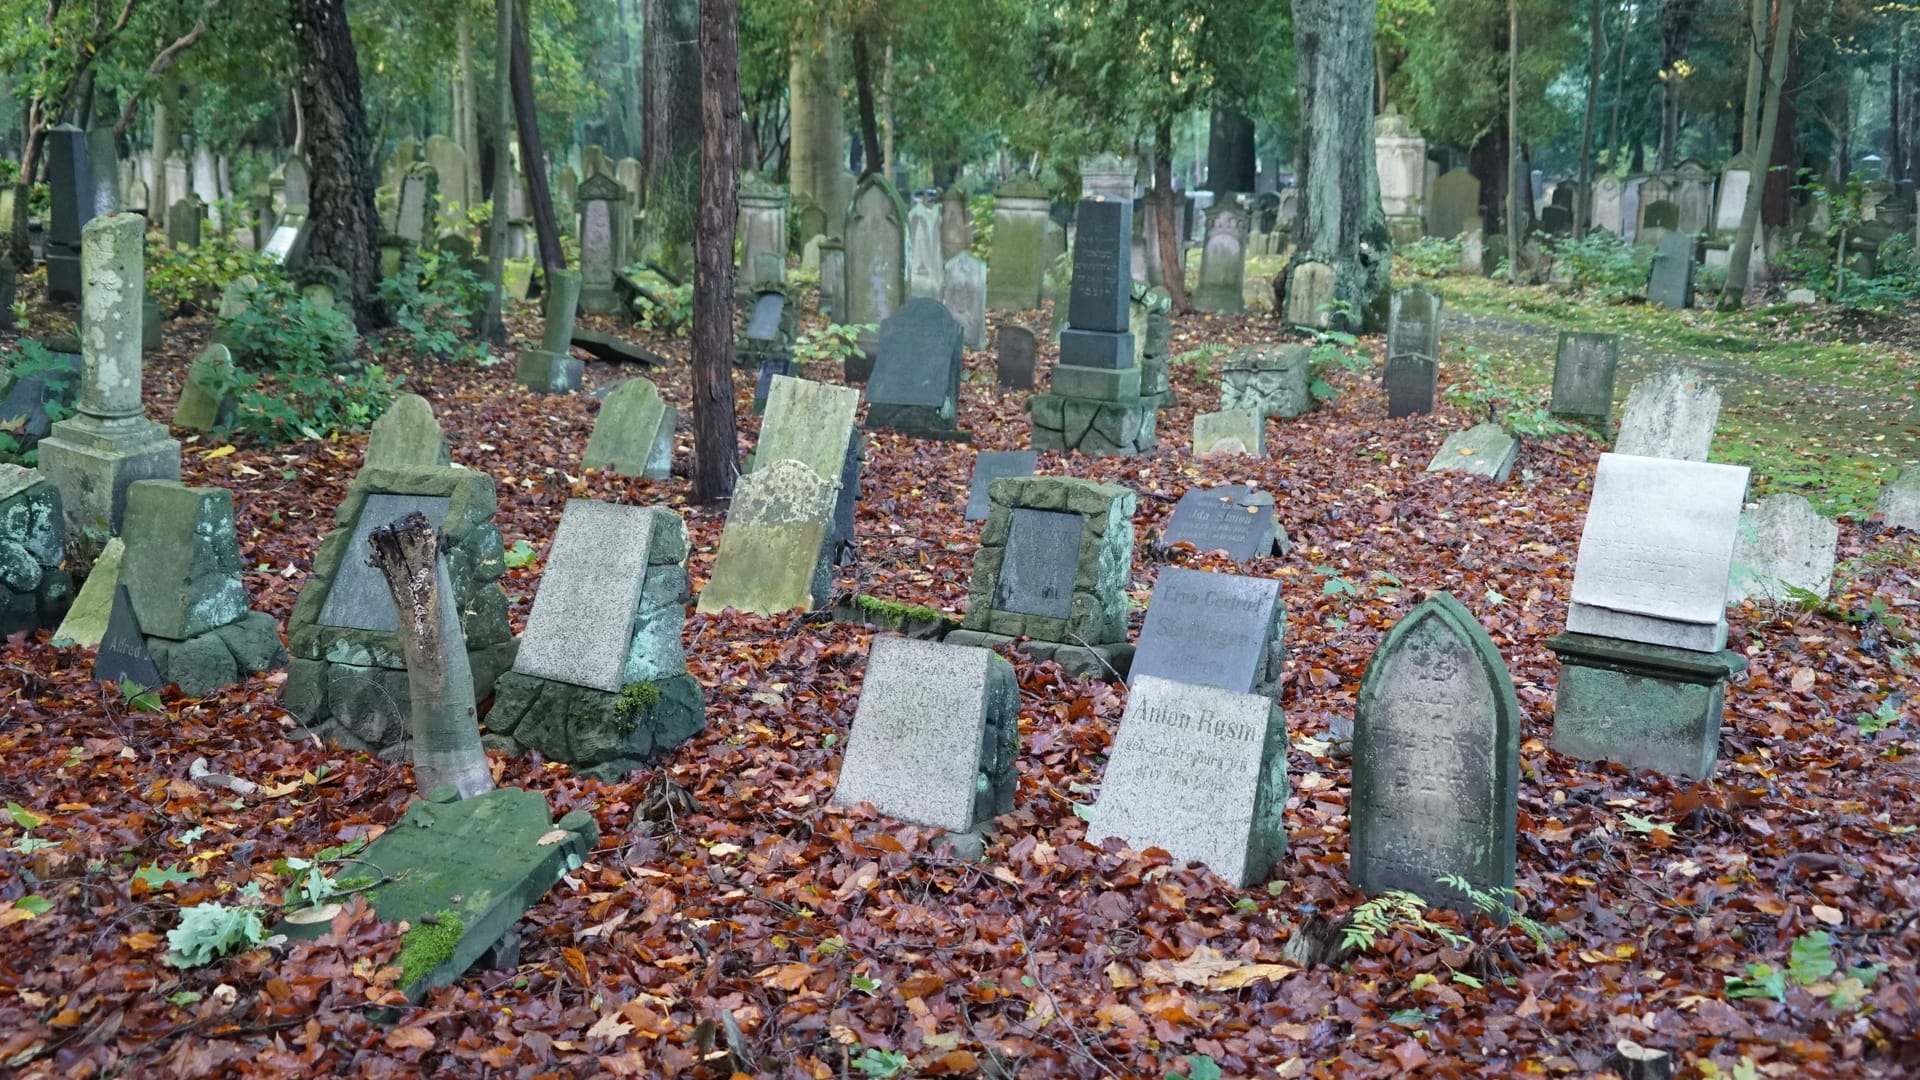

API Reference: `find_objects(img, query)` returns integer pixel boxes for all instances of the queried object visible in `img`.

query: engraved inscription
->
[994,509,1081,618]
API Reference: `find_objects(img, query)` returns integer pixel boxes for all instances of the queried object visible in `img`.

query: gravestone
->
[1084,675,1288,887]
[364,393,450,470]
[1615,367,1720,461]
[1428,168,1480,239]
[754,375,861,555]
[577,172,628,314]
[1672,159,1714,234]
[697,459,838,615]
[424,135,471,216]
[1729,494,1838,604]
[985,176,1050,311]
[942,253,987,350]
[391,163,438,247]
[1647,230,1696,309]
[1219,344,1313,420]
[831,635,1019,852]
[907,201,945,299]
[1425,423,1519,482]
[939,186,972,259]
[739,173,788,286]
[281,155,311,212]
[1385,286,1441,418]
[865,297,969,441]
[283,465,516,753]
[1880,466,1920,531]
[1714,167,1752,236]
[1029,197,1155,456]
[488,501,704,775]
[44,126,91,302]
[172,345,236,434]
[1162,485,1284,564]
[1351,593,1519,910]
[1548,331,1621,424]
[52,537,121,647]
[518,269,583,393]
[817,239,846,323]
[947,476,1135,678]
[262,211,310,268]
[1374,109,1428,241]
[583,378,675,480]
[95,586,163,690]
[844,175,909,327]
[1283,261,1337,328]
[1590,175,1626,235]
[736,285,797,369]
[166,198,203,248]
[1193,203,1249,314]
[1131,567,1284,698]
[1193,408,1263,458]
[0,466,72,636]
[964,450,1039,521]
[1639,198,1680,237]
[752,357,793,415]
[995,324,1037,391]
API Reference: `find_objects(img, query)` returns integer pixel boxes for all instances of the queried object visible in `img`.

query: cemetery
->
[2,2,1920,1077]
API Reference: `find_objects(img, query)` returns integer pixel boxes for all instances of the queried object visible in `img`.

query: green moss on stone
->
[613,681,661,732]
[397,910,464,988]
[853,594,945,624]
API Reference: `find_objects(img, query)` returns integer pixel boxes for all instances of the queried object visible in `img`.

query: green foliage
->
[1544,231,1651,304]
[613,681,661,732]
[1399,236,1463,278]
[165,903,268,968]
[119,677,164,715]
[1169,1054,1223,1080]
[0,339,78,466]
[1173,344,1232,384]
[212,280,396,445]
[853,594,946,624]
[374,251,492,365]
[144,220,279,315]
[851,1048,909,1078]
[1436,874,1562,952]
[134,864,201,890]
[1442,347,1578,437]
[793,323,872,367]
[397,910,464,987]
[1395,0,1577,151]
[1343,890,1467,952]
[1856,699,1901,736]
[275,856,341,910]
[218,279,357,374]
[503,539,539,569]
[625,268,694,335]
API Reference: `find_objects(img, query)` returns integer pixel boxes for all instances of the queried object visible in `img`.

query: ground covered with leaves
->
[2,285,1918,1079]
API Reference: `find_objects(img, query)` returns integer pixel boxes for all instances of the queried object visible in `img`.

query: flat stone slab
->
[965,451,1038,522]
[1426,424,1519,482]
[317,493,454,632]
[1162,485,1281,564]
[697,459,835,615]
[994,509,1082,619]
[570,329,668,367]
[512,500,656,692]
[1130,567,1283,697]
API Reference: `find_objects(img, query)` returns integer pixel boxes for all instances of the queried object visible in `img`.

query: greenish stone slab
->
[120,481,247,641]
[1027,394,1157,457]
[1426,423,1519,482]
[583,378,673,479]
[53,537,122,647]
[696,459,835,615]
[364,393,450,470]
[1548,632,1746,777]
[173,345,235,433]
[1050,363,1140,402]
[488,670,704,776]
[961,476,1134,648]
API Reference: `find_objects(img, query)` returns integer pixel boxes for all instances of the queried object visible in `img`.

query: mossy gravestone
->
[488,501,704,778]
[1193,408,1263,458]
[1614,367,1720,462]
[283,465,515,753]
[280,786,598,1004]
[1878,465,1920,532]
[1351,592,1519,911]
[0,466,72,636]
[697,459,837,616]
[582,378,674,481]
[53,537,121,647]
[363,393,450,470]
[754,375,861,552]
[1548,332,1621,425]
[1426,424,1519,483]
[831,636,1018,856]
[1218,345,1313,420]
[171,344,236,434]
[1085,674,1288,887]
[1729,493,1837,604]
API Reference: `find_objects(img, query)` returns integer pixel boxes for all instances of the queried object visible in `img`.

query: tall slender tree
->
[1287,0,1389,331]
[642,0,701,271]
[690,0,740,505]
[1720,0,1795,311]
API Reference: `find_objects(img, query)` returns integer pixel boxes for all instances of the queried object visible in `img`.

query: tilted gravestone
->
[942,252,987,350]
[1130,567,1284,699]
[995,324,1037,391]
[865,297,969,441]
[964,450,1039,522]
[96,585,163,690]
[754,375,862,555]
[1351,592,1519,910]
[582,378,675,481]
[1193,408,1263,458]
[1550,454,1751,777]
[1647,229,1696,309]
[52,537,121,648]
[1729,494,1838,604]
[518,269,583,394]
[831,635,1019,855]
[1084,674,1288,887]
[0,466,73,636]
[1162,485,1286,564]
[907,201,945,299]
[1219,345,1313,420]
[283,465,516,752]
[109,481,284,695]
[487,501,704,778]
[1428,168,1480,240]
[173,345,237,434]
[1879,466,1920,531]
[1385,287,1442,419]
[1426,423,1519,483]
[1548,331,1621,424]
[697,459,838,616]
[736,285,796,369]
[1614,367,1720,462]
[947,476,1136,678]
[364,393,451,470]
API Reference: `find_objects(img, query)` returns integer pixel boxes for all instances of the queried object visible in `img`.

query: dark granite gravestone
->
[1385,287,1441,418]
[44,126,92,302]
[1130,567,1284,697]
[94,585,162,689]
[996,324,1037,390]
[965,451,1039,521]
[1163,485,1281,564]
[1548,331,1621,423]
[1647,230,1696,309]
[1351,592,1519,911]
[865,297,968,440]
[994,508,1082,618]
[1067,198,1132,333]
[752,356,794,415]
[1384,355,1437,419]
[316,494,453,631]
[1,350,84,447]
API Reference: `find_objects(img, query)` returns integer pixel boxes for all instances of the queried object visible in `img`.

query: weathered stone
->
[985,176,1050,311]
[1549,632,1747,777]
[739,173,788,286]
[1219,345,1313,420]
[1026,393,1157,457]
[1283,261,1336,329]
[488,671,704,777]
[1615,367,1720,462]
[1131,567,1284,698]
[1426,424,1519,482]
[364,393,450,470]
[0,468,70,635]
[1549,332,1620,424]
[1162,485,1284,563]
[1193,202,1249,314]
[941,253,987,350]
[583,378,675,480]
[961,476,1134,648]
[513,501,659,692]
[119,481,247,641]
[1067,197,1133,331]
[697,459,837,615]
[844,175,909,326]
[577,172,628,314]
[53,536,122,647]
[1351,593,1518,909]
[907,201,945,299]
[1428,168,1480,240]
[1729,494,1838,604]
[866,297,968,441]
[996,324,1037,391]
[1385,287,1441,418]
[172,345,236,433]
[1193,408,1263,457]
[1647,230,1695,309]
[965,451,1038,522]
[1880,466,1920,531]
[755,375,860,551]
[939,186,972,259]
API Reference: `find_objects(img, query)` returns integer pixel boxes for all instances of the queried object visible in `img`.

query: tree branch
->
[114,0,224,139]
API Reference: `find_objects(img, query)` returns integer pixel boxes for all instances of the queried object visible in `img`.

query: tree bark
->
[1506,0,1522,283]
[1285,0,1389,332]
[292,0,384,325]
[457,11,482,210]
[510,0,565,280]
[880,41,894,184]
[642,0,701,269]
[477,0,514,343]
[366,512,493,800]
[788,18,841,234]
[1739,0,1766,155]
[849,24,882,180]
[1720,0,1795,310]
[1207,106,1257,194]
[1604,2,1632,168]
[690,0,740,506]
[1575,0,1602,237]
[1656,0,1697,170]
[1153,123,1192,315]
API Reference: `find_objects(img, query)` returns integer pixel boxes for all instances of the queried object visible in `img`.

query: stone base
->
[517,349,583,394]
[1548,632,1746,777]
[1050,363,1140,402]
[1059,329,1135,369]
[284,639,518,754]
[1220,346,1314,420]
[944,629,1133,681]
[830,596,958,641]
[36,417,182,536]
[1028,394,1156,457]
[146,610,286,696]
[865,403,971,443]
[486,670,705,780]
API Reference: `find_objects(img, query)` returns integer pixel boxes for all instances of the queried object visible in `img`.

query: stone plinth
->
[1548,632,1746,777]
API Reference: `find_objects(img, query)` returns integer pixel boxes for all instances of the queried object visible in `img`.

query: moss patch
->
[853,594,947,624]
[613,681,661,732]
[397,910,464,988]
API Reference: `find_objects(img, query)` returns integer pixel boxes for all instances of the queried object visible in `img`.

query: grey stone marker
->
[965,450,1038,522]
[513,501,659,692]
[583,378,675,481]
[1385,287,1441,418]
[1648,230,1696,309]
[1426,424,1519,482]
[37,213,183,536]
[865,297,969,441]
[317,492,456,633]
[1085,674,1288,887]
[985,176,1049,311]
[1028,197,1157,457]
[995,324,1037,391]
[518,269,583,394]
[942,253,987,350]
[1351,593,1519,910]
[1729,494,1838,604]
[1548,331,1621,425]
[697,459,837,616]
[364,393,451,470]
[1614,367,1721,462]
[1193,408,1263,458]
[1219,345,1313,420]
[844,175,909,327]
[1880,466,1920,531]
[832,635,1019,851]
[907,201,945,299]
[1566,453,1750,652]
[577,172,628,314]
[996,509,1082,618]
[754,375,861,553]
[44,126,92,302]
[1193,203,1249,314]
[1130,567,1284,698]
[817,239,846,324]
[172,345,237,434]
[95,585,162,690]
[0,466,73,636]
[1163,485,1284,564]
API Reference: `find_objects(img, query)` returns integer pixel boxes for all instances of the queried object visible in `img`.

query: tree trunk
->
[151,87,174,217]
[1739,0,1766,155]
[641,0,700,269]
[1207,106,1257,194]
[690,0,740,506]
[1506,0,1522,283]
[1154,123,1192,315]
[849,24,882,180]
[366,512,493,800]
[1575,0,1602,236]
[511,0,565,280]
[457,12,482,210]
[1656,0,1697,170]
[788,18,841,234]
[292,0,384,326]
[880,41,894,184]
[1285,0,1389,332]
[477,0,514,343]
[1604,2,1632,168]
[613,0,642,159]
[1720,0,1795,310]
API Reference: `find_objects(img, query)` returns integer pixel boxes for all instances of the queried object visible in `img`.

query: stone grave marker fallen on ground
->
[1425,424,1519,483]
[1161,485,1285,563]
